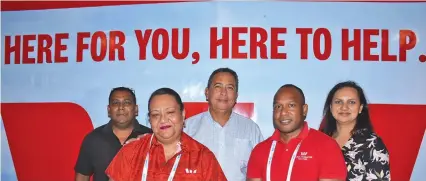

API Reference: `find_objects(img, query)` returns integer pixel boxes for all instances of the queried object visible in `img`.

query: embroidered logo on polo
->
[185,168,197,174]
[296,151,313,160]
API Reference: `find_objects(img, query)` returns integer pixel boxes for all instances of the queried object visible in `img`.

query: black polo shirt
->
[74,120,152,181]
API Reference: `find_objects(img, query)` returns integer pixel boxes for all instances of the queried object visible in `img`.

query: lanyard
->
[141,134,182,181]
[266,128,309,181]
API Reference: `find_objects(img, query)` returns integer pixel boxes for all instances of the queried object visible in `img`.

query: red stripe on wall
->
[1,1,193,11]
[1,0,425,11]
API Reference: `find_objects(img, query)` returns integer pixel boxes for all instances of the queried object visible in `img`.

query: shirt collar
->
[270,121,310,142]
[205,109,234,125]
[151,132,198,152]
[103,119,144,134]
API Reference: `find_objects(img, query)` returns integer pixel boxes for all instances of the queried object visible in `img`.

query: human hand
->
[124,133,148,145]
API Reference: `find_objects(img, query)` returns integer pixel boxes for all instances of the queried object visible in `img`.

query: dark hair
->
[109,87,136,104]
[277,84,306,105]
[207,67,239,92]
[319,81,374,136]
[147,87,184,112]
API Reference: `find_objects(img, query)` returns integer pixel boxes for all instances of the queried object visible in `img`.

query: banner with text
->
[1,1,425,181]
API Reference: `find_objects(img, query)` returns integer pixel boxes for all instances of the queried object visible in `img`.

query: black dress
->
[341,128,391,181]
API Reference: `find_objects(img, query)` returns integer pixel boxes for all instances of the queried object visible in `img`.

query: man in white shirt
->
[184,67,264,181]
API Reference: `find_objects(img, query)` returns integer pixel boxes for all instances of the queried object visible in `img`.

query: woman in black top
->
[320,81,391,181]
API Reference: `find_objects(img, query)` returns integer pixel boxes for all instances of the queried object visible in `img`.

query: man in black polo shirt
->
[74,87,152,181]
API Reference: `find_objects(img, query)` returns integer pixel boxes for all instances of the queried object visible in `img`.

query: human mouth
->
[217,100,228,103]
[279,119,292,125]
[339,112,351,116]
[160,125,172,130]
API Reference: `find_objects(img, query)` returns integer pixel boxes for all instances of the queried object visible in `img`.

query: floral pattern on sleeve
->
[341,129,391,181]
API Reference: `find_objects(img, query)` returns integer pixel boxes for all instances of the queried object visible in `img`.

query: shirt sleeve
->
[105,141,140,181]
[246,145,263,179]
[201,149,228,181]
[318,138,348,180]
[74,135,93,176]
[362,136,391,180]
[253,124,265,146]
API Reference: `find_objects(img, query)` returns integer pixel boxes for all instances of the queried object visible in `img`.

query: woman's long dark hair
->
[319,81,374,136]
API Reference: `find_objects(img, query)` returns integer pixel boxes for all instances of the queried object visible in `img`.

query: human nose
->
[280,107,290,116]
[116,103,125,110]
[158,113,167,123]
[341,103,349,110]
[219,87,227,95]
[158,111,173,123]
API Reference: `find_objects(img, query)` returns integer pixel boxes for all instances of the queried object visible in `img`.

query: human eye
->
[149,112,159,118]
[167,110,176,115]
[124,100,132,105]
[333,100,342,104]
[273,104,282,110]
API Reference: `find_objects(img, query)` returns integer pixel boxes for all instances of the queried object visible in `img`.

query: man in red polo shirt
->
[247,84,347,181]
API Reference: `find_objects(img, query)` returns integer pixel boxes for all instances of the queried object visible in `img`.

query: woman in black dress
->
[320,81,391,181]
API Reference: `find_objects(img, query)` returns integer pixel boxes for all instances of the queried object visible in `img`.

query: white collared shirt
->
[184,111,264,181]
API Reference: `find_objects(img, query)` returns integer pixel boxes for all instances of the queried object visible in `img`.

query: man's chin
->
[113,120,133,128]
[277,125,298,134]
[211,105,233,112]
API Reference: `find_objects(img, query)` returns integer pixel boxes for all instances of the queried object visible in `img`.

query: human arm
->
[363,136,391,180]
[75,173,90,181]
[246,146,263,181]
[252,124,265,146]
[246,178,262,181]
[318,139,347,181]
[74,136,93,181]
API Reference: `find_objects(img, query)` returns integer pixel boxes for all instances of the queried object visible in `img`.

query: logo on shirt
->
[185,168,197,174]
[297,151,313,160]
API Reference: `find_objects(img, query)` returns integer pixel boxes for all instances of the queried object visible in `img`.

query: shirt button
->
[285,149,288,151]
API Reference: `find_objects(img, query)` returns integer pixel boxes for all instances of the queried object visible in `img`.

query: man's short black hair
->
[278,84,305,104]
[207,67,239,92]
[108,87,137,104]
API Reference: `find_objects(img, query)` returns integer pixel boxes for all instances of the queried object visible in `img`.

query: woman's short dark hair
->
[147,87,184,112]
[319,81,374,136]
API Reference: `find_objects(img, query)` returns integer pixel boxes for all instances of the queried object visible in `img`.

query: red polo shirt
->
[105,132,227,181]
[247,122,347,181]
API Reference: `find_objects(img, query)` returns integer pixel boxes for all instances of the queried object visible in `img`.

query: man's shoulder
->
[232,112,259,126]
[307,128,335,142]
[135,123,153,134]
[82,123,109,140]
[251,137,273,154]
[306,129,341,150]
[184,112,208,131]
[185,112,206,122]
